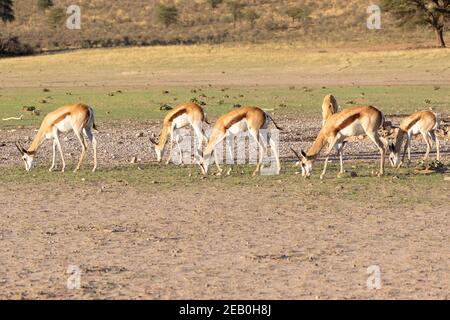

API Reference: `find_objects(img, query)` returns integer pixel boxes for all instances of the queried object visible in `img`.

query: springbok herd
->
[14,95,445,178]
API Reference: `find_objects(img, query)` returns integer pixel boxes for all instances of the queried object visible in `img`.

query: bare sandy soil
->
[0,118,449,299]
[0,182,448,300]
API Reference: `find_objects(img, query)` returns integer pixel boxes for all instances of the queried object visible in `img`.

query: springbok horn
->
[15,141,24,154]
[290,147,302,162]
[16,141,27,154]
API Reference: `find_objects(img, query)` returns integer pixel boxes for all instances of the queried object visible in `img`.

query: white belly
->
[173,114,190,129]
[408,122,421,136]
[228,119,248,135]
[339,120,365,137]
[54,116,73,132]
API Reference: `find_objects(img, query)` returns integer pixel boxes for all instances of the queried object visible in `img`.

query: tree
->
[285,5,312,24]
[37,0,53,11]
[155,4,179,28]
[243,9,260,29]
[382,0,450,48]
[227,1,246,28]
[207,0,223,9]
[0,0,14,23]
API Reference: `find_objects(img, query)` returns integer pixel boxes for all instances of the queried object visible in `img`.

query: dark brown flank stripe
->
[52,112,71,126]
[405,117,420,131]
[224,113,246,130]
[335,113,359,133]
[168,108,187,123]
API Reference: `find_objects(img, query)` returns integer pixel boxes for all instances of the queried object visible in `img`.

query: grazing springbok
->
[291,105,386,179]
[150,102,208,164]
[16,103,98,172]
[388,111,440,168]
[199,106,282,176]
[322,94,339,126]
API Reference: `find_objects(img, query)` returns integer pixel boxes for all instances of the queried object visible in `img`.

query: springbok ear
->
[389,143,395,153]
[300,150,307,159]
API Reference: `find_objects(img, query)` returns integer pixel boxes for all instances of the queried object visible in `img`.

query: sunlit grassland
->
[1,45,449,88]
[0,86,449,129]
[1,162,448,207]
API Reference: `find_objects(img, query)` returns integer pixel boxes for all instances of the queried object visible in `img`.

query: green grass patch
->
[0,86,448,129]
[2,161,448,207]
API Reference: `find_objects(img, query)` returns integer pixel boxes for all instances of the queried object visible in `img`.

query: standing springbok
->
[150,102,208,164]
[291,105,386,179]
[199,107,282,176]
[322,94,339,126]
[15,103,98,172]
[388,111,440,168]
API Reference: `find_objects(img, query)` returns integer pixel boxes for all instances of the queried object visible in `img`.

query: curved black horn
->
[290,147,302,162]
[15,141,26,154]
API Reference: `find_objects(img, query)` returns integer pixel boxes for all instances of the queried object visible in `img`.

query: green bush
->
[37,0,53,11]
[207,0,223,9]
[47,7,65,29]
[243,10,260,29]
[155,4,179,28]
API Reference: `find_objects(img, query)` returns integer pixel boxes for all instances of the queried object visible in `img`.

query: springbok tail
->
[266,113,283,131]
[88,107,99,132]
[204,111,211,125]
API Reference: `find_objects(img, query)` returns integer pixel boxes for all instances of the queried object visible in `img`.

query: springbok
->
[15,103,98,172]
[322,94,339,126]
[150,102,209,164]
[291,105,386,179]
[199,106,282,176]
[388,111,440,168]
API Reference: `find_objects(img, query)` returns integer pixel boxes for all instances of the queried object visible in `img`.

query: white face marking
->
[22,153,34,171]
[300,159,313,178]
[389,151,400,168]
[154,146,163,162]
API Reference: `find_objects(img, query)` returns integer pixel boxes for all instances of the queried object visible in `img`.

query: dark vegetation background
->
[0,0,446,54]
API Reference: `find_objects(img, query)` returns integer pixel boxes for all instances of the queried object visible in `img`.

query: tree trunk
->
[436,28,446,48]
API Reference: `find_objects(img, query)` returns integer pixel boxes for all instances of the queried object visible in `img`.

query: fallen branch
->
[2,115,23,121]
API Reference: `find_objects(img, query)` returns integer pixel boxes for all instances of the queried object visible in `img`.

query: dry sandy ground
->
[0,182,449,300]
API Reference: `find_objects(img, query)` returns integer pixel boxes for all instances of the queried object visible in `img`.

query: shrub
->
[207,0,223,9]
[155,4,179,28]
[47,7,65,29]
[243,10,260,29]
[0,37,34,57]
[37,0,53,11]
[285,6,312,24]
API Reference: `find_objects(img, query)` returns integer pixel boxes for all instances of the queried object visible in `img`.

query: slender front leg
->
[337,143,345,177]
[320,136,339,180]
[214,150,223,175]
[399,138,409,168]
[165,127,175,165]
[320,154,332,180]
[49,140,57,172]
